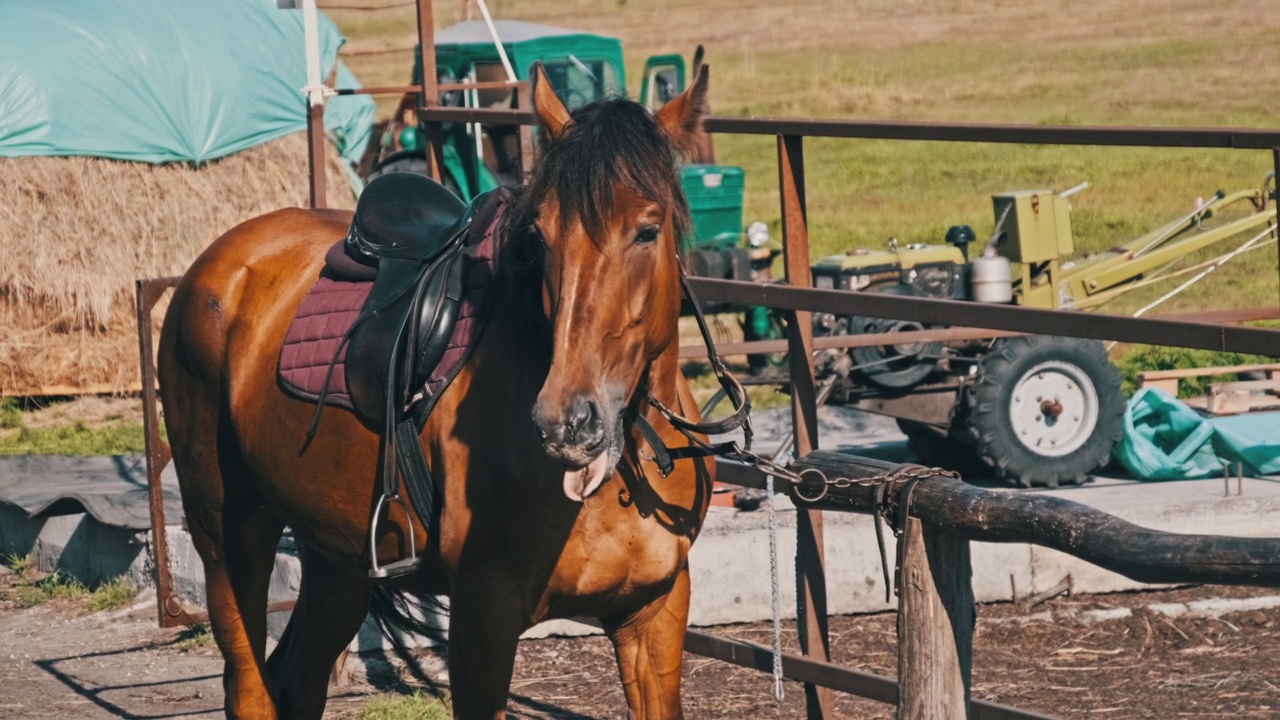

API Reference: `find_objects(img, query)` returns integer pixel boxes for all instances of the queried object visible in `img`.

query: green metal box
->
[992,190,1074,263]
[682,165,744,250]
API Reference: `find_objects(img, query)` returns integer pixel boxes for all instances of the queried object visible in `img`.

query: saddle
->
[296,173,503,579]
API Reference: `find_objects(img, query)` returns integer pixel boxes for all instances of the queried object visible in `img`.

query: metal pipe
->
[1059,181,1090,198]
[1133,190,1225,258]
[1131,223,1277,318]
[474,0,516,81]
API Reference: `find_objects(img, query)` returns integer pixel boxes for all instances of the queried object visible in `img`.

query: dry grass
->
[0,133,355,394]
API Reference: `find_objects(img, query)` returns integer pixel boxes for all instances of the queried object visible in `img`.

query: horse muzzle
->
[532,392,623,502]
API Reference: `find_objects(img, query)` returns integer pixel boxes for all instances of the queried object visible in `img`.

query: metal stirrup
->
[368,493,419,579]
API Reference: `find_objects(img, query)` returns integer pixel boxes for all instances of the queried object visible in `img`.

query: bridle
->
[631,269,757,478]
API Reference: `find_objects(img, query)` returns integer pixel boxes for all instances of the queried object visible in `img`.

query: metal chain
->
[765,471,785,702]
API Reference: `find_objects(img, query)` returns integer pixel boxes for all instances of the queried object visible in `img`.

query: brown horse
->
[158,64,714,719]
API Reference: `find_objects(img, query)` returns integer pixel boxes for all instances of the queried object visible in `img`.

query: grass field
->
[331,0,1280,314]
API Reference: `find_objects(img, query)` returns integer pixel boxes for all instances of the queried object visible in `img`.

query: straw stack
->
[0,132,356,395]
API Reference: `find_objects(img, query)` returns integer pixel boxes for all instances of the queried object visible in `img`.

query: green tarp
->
[1114,387,1280,480]
[0,0,374,166]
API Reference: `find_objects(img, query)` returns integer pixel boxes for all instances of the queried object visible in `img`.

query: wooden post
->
[516,82,535,183]
[416,0,445,182]
[778,133,833,719]
[306,102,327,209]
[896,518,974,720]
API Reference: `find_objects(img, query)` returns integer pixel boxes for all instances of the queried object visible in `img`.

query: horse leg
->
[266,543,372,719]
[447,573,527,720]
[188,481,286,719]
[603,567,691,720]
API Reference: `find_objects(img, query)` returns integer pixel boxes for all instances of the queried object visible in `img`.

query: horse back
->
[160,207,351,387]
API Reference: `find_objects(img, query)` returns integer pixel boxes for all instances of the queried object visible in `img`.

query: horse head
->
[522,63,710,502]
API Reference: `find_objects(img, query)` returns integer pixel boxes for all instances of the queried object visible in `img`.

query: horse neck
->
[640,339,683,418]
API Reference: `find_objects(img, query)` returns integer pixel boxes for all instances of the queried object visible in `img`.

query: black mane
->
[503,97,691,246]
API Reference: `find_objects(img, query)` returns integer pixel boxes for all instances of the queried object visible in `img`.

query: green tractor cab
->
[365,20,757,252]
[363,20,772,304]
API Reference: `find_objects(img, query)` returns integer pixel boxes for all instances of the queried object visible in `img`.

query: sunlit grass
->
[0,420,145,455]
[343,692,452,720]
[2,554,138,612]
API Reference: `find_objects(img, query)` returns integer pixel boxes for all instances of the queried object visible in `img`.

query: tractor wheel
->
[966,335,1124,488]
[896,419,984,478]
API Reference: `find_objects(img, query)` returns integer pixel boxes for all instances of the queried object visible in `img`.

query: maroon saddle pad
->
[278,194,505,412]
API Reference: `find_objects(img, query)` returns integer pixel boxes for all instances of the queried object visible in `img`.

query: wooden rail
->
[702,452,1280,717]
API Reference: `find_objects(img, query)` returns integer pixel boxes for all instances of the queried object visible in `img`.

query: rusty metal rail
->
[687,277,1280,355]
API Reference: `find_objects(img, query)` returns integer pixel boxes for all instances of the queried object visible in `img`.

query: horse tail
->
[367,585,450,652]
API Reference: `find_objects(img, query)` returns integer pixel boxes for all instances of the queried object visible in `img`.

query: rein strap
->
[638,269,753,477]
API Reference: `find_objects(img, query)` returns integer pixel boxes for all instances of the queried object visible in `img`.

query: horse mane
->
[502,96,693,248]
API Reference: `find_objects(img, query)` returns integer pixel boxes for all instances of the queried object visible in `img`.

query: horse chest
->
[550,497,690,601]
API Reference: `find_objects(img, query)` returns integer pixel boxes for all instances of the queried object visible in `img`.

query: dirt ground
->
[2,580,1278,719]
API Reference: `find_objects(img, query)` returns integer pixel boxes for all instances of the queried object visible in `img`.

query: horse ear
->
[532,63,571,141]
[655,64,710,156]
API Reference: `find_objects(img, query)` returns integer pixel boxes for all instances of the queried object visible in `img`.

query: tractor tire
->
[966,335,1124,488]
[896,419,984,478]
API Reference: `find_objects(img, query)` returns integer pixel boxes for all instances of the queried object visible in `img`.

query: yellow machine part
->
[813,244,965,272]
[993,190,1074,263]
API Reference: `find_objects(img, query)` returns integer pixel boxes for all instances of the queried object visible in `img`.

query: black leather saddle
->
[310,172,495,579]
[343,173,477,432]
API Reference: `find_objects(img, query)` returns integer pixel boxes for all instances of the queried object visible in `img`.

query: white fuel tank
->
[970,254,1013,304]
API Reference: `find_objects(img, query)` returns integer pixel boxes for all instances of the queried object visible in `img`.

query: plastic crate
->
[681,165,744,250]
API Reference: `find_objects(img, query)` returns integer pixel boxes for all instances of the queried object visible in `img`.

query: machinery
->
[803,176,1277,487]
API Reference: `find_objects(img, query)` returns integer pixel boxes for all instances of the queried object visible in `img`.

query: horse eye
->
[635,225,660,244]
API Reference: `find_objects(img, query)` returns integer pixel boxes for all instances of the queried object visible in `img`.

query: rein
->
[634,271,754,478]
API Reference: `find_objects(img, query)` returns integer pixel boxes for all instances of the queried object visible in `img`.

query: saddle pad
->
[278,198,504,411]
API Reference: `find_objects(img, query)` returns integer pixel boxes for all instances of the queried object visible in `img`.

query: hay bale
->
[0,132,355,395]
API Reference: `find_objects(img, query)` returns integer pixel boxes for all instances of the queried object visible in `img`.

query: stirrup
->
[368,493,420,579]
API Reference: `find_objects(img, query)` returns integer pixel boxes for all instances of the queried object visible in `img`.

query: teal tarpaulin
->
[1114,387,1280,480]
[0,0,374,166]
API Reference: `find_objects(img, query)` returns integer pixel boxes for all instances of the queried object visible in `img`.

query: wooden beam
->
[788,451,1280,587]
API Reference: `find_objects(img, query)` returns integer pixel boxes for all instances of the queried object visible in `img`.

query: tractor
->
[802,176,1277,487]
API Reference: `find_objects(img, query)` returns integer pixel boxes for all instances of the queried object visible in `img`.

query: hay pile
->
[0,132,356,395]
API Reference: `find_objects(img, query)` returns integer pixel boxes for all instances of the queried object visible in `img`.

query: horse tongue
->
[563,453,612,502]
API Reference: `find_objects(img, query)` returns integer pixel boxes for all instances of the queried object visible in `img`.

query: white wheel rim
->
[1008,360,1099,457]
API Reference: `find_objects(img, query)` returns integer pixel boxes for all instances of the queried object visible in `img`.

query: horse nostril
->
[566,396,601,444]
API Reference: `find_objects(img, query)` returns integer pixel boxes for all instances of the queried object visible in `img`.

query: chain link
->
[725,442,960,504]
[765,472,785,702]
